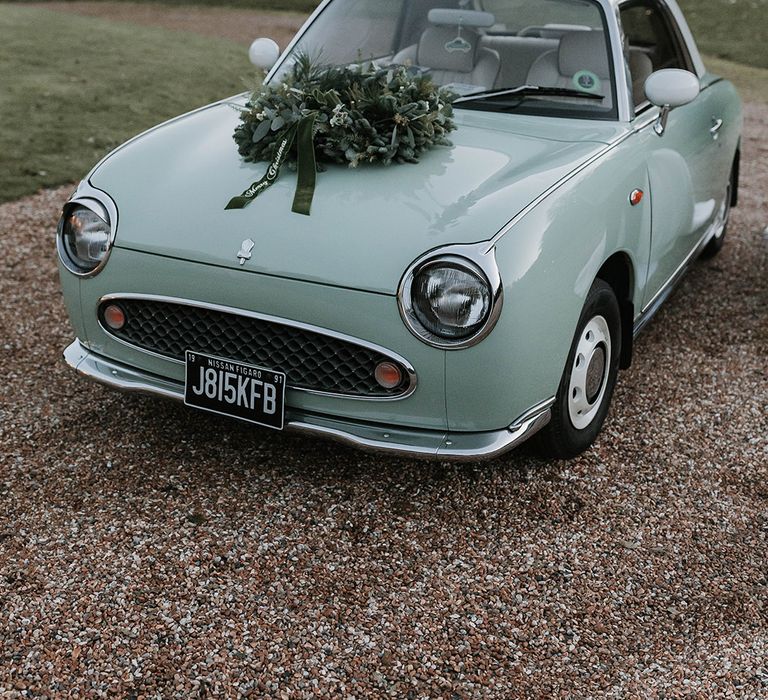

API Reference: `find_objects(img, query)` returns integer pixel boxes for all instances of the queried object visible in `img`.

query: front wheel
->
[538,279,621,459]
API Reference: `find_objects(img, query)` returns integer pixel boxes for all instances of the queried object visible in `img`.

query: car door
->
[620,0,729,308]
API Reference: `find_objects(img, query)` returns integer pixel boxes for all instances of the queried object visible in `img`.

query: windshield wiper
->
[453,84,605,106]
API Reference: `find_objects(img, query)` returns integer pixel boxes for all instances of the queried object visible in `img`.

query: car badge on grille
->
[237,238,255,266]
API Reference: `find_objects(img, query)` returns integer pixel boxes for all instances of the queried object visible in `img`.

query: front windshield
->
[272,0,618,120]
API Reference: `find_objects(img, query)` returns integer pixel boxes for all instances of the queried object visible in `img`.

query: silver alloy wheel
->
[567,315,612,430]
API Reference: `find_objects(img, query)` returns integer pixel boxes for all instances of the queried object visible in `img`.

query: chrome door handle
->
[710,117,724,139]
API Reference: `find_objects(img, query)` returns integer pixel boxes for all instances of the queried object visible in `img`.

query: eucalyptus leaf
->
[252,119,272,144]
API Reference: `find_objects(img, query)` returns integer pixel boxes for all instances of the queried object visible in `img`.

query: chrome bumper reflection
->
[64,340,552,461]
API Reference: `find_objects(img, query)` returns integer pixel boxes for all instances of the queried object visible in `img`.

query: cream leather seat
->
[526,30,610,95]
[393,25,500,92]
[628,49,654,107]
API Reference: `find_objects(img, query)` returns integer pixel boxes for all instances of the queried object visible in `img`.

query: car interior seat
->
[628,49,654,108]
[526,30,611,98]
[393,9,501,92]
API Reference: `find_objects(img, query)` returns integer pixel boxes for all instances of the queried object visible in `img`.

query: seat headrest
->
[558,31,610,78]
[418,26,481,74]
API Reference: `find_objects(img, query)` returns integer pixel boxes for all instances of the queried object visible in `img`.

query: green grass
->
[10,0,768,69]
[706,55,768,104]
[11,0,321,12]
[678,0,768,69]
[0,3,766,205]
[0,5,253,203]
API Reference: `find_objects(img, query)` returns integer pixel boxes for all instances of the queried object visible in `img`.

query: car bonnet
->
[89,99,626,295]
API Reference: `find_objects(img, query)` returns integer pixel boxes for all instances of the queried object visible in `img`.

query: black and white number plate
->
[184,351,286,430]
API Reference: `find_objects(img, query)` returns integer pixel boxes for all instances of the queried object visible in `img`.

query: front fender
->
[444,142,651,432]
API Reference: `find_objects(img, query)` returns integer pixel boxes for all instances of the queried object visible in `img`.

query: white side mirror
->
[644,69,700,109]
[249,38,280,71]
[644,69,700,136]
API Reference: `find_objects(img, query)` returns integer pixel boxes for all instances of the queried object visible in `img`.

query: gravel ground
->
[1,6,767,691]
[0,104,765,698]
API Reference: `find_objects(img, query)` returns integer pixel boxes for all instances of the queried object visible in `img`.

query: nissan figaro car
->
[58,0,742,460]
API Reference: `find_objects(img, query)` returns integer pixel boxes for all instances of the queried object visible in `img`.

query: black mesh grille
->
[99,299,411,397]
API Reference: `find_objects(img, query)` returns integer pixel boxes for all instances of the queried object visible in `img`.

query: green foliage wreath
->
[226,56,456,215]
[235,55,456,167]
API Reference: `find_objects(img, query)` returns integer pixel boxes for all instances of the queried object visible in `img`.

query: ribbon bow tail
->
[291,113,318,216]
[224,122,298,211]
[225,114,318,216]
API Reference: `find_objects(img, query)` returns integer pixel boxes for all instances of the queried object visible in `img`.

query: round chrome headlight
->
[57,202,112,276]
[399,253,502,349]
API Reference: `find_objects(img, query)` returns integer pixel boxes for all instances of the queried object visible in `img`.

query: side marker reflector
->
[374,362,403,390]
[103,304,126,330]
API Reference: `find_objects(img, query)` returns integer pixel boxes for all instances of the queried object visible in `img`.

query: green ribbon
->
[225,113,317,216]
[292,114,317,216]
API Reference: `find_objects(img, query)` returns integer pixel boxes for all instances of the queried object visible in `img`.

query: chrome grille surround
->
[97,295,417,400]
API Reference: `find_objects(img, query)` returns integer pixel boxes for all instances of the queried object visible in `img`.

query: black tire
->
[538,279,621,459]
[700,163,735,259]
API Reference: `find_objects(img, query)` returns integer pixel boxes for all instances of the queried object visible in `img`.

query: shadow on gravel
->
[49,381,565,518]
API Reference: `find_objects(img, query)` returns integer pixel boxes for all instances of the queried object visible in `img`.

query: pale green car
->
[58,0,742,460]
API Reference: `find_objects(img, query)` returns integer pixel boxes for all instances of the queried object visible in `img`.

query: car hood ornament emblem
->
[237,238,255,265]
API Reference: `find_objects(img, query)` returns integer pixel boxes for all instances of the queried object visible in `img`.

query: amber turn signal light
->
[103,304,126,330]
[374,361,403,389]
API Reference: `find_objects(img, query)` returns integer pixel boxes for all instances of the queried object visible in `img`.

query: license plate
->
[184,351,286,430]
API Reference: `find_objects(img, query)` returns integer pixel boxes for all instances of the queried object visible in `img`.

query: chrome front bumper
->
[64,340,553,461]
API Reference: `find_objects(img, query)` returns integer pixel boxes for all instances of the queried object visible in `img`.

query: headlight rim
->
[398,245,504,350]
[56,184,118,278]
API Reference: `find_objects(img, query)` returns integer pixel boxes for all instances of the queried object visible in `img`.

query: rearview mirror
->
[644,69,700,136]
[249,38,280,71]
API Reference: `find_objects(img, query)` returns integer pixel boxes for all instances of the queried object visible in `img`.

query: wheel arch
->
[731,145,740,208]
[595,252,635,369]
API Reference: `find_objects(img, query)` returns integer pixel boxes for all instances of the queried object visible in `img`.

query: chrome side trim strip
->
[511,397,556,431]
[484,128,634,252]
[633,215,724,338]
[63,340,551,461]
[96,293,418,402]
[451,55,694,252]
